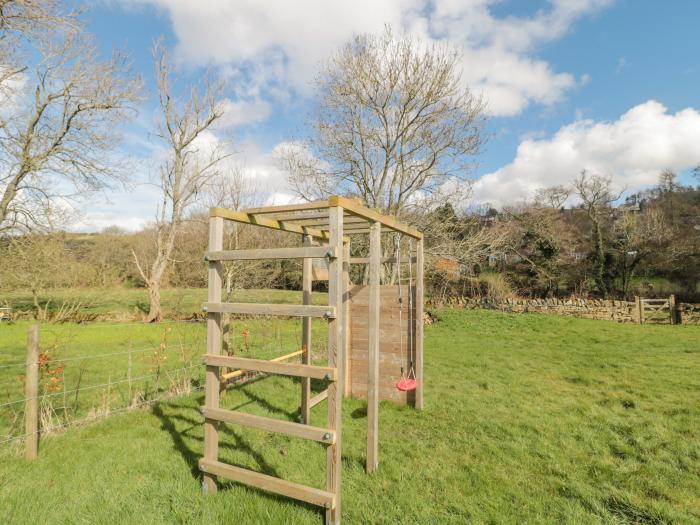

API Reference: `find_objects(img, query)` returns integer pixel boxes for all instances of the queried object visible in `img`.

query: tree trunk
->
[146,279,163,323]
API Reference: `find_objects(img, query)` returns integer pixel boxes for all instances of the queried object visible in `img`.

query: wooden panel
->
[202,407,336,444]
[199,459,335,509]
[204,355,337,381]
[206,246,335,261]
[349,284,416,405]
[203,302,335,319]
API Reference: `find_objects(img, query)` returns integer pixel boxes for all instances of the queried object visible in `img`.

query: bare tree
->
[132,42,229,322]
[534,184,570,209]
[0,22,141,231]
[573,170,623,298]
[279,26,485,216]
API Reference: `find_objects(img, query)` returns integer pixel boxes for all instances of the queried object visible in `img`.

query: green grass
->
[0,287,328,318]
[1,310,699,524]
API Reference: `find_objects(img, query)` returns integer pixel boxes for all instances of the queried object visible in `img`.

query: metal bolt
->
[202,305,209,312]
[324,310,334,319]
[323,373,332,381]
[203,254,210,262]
[323,432,331,441]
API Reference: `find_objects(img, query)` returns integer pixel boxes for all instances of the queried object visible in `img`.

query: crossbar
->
[210,207,331,240]
[221,350,304,381]
[203,302,335,319]
[199,459,336,509]
[204,354,337,381]
[202,407,336,444]
[309,389,328,408]
[206,246,335,261]
[329,196,423,239]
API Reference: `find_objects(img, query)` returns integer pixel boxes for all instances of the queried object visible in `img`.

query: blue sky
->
[73,0,700,230]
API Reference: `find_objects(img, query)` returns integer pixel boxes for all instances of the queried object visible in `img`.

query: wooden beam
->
[415,238,424,411]
[220,350,304,381]
[210,207,331,240]
[349,256,417,264]
[301,235,312,425]
[329,195,423,239]
[309,389,329,408]
[326,204,344,525]
[202,407,336,444]
[205,246,335,261]
[204,354,337,381]
[199,459,336,509]
[202,215,224,494]
[367,221,381,473]
[241,200,331,215]
[203,302,335,319]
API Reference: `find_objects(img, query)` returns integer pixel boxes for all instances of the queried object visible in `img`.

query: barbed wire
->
[0,364,204,409]
[0,384,206,447]
[0,341,205,370]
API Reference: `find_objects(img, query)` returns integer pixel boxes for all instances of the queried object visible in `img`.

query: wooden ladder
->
[200,210,345,524]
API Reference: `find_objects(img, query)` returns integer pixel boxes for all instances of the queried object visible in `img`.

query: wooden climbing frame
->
[199,195,424,525]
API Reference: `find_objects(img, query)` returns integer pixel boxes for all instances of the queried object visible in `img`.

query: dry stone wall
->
[428,296,700,325]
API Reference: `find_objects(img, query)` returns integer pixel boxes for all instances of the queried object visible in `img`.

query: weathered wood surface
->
[199,459,336,509]
[203,302,335,319]
[201,407,336,444]
[206,246,335,261]
[204,354,337,381]
[24,324,39,460]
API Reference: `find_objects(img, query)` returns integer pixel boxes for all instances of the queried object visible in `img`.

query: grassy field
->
[1,309,699,524]
[0,287,328,318]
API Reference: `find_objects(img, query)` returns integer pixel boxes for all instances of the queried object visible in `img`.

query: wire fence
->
[0,315,325,453]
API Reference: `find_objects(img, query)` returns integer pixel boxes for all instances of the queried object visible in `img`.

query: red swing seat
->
[396,377,417,391]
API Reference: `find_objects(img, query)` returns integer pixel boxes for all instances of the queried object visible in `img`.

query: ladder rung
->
[203,302,335,319]
[202,407,336,444]
[199,459,336,509]
[205,246,336,261]
[204,354,337,381]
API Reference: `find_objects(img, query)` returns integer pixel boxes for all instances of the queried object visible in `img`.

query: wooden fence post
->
[669,294,677,325]
[25,324,39,460]
[635,296,643,324]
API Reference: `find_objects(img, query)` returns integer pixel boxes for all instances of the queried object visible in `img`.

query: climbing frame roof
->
[210,195,423,240]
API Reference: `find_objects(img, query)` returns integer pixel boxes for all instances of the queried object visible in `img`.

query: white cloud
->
[216,98,272,130]
[123,0,611,117]
[473,100,700,206]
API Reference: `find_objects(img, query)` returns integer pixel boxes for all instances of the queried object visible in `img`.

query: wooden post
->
[415,238,424,410]
[24,324,39,460]
[326,205,344,525]
[301,235,312,424]
[342,240,352,398]
[669,294,677,325]
[203,216,224,494]
[635,296,643,325]
[367,221,381,473]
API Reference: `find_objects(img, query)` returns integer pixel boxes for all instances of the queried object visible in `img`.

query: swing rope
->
[396,236,417,392]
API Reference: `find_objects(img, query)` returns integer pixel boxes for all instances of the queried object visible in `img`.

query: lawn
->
[1,309,699,524]
[0,287,328,319]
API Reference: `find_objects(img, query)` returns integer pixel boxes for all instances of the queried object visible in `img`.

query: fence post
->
[669,294,677,325]
[635,296,643,324]
[25,324,39,460]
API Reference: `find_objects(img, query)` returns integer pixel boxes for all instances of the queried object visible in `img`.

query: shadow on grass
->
[152,395,284,481]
